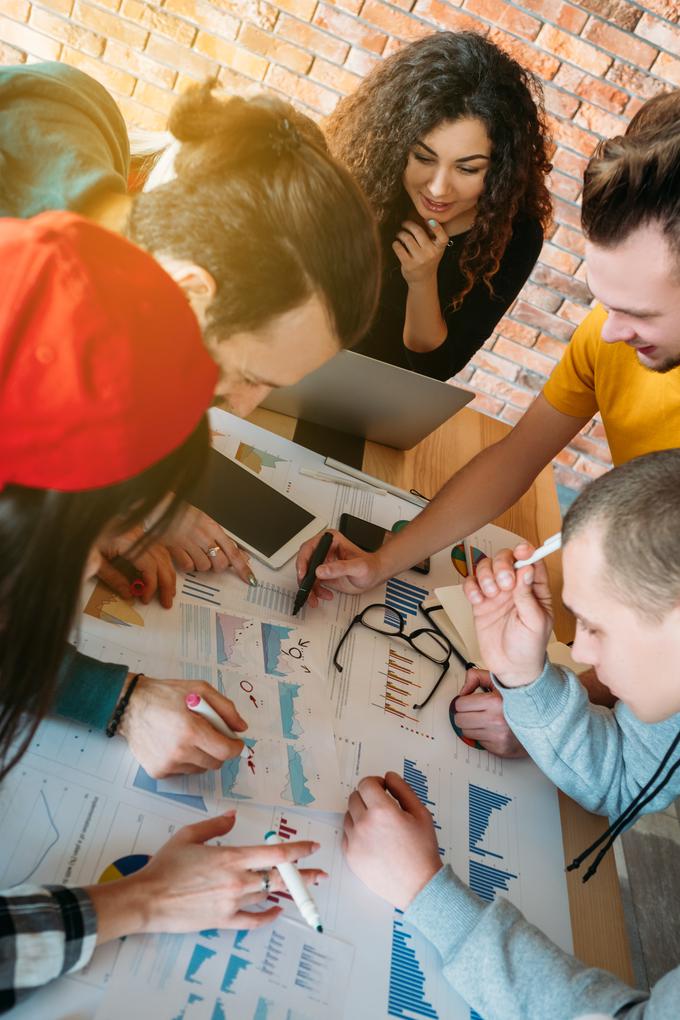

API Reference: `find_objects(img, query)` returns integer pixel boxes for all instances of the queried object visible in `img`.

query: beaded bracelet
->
[106,673,142,738]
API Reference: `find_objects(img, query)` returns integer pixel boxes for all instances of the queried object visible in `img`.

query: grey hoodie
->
[405,661,680,1019]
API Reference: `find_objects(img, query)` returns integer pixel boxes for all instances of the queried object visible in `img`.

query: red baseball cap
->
[0,211,217,491]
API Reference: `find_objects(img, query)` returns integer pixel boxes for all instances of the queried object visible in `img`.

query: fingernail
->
[313,842,321,851]
[223,809,236,818]
[468,590,482,604]
[497,571,513,588]
[248,573,258,587]
[481,581,496,595]
[427,218,437,227]
[523,569,534,585]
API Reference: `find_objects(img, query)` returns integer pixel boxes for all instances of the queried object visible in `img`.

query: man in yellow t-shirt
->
[543,301,680,466]
[296,105,680,755]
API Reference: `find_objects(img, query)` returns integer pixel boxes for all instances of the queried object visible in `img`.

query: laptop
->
[260,350,473,451]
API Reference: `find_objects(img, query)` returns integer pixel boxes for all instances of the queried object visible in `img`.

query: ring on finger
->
[259,869,271,893]
[206,545,221,559]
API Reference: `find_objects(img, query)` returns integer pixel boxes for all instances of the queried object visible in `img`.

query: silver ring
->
[260,869,271,893]
[207,545,220,559]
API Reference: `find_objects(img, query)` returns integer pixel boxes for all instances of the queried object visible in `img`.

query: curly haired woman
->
[325,31,553,380]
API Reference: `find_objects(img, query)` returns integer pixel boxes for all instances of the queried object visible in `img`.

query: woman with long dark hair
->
[0,213,322,1011]
[0,64,380,585]
[325,31,552,380]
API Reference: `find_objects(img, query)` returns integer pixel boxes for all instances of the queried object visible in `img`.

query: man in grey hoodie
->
[343,448,680,1019]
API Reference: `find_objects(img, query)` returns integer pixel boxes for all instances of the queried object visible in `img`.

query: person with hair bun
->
[0,212,324,1012]
[325,31,552,380]
[0,63,380,588]
[0,65,380,766]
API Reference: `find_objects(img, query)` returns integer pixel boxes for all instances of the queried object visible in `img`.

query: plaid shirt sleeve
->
[0,884,97,1014]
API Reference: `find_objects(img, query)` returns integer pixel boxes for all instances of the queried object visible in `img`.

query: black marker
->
[293,532,333,616]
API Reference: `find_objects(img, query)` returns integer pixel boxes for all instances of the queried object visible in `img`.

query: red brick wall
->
[2,0,679,489]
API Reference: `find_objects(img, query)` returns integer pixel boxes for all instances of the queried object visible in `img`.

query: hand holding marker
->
[185,693,249,759]
[293,531,333,616]
[514,531,561,569]
[264,830,323,932]
[110,554,146,597]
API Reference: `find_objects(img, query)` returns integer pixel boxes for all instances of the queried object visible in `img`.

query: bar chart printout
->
[468,784,518,903]
[384,578,429,622]
[388,915,439,1020]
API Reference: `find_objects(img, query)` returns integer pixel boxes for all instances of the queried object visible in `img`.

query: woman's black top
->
[354,215,543,380]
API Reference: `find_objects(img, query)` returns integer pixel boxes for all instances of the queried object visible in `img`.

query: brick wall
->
[2,0,679,489]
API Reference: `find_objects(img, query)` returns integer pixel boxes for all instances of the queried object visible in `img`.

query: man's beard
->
[648,353,680,374]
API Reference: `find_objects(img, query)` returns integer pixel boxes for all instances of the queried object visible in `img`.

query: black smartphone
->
[338,513,430,575]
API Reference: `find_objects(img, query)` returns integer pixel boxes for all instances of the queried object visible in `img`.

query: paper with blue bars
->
[5,408,572,1020]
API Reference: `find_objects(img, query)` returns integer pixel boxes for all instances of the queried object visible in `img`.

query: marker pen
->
[110,555,146,597]
[185,693,249,759]
[514,532,562,569]
[264,830,323,933]
[293,531,333,616]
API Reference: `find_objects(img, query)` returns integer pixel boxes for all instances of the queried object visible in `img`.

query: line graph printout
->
[156,664,344,812]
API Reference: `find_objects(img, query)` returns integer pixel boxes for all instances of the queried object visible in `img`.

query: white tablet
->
[189,448,326,569]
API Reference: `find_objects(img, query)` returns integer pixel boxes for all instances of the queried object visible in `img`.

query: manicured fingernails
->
[467,589,482,604]
[427,218,437,227]
[481,580,496,595]
[248,572,258,587]
[497,570,513,589]
[523,568,534,585]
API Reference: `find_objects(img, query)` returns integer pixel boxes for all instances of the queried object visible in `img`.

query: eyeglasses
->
[333,602,456,711]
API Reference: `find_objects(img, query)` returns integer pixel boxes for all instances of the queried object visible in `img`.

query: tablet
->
[188,448,326,569]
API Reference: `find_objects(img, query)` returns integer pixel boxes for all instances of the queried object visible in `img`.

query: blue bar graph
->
[468,783,517,903]
[403,759,435,808]
[211,1000,226,1020]
[403,760,444,855]
[253,998,273,1020]
[385,577,428,621]
[469,859,518,903]
[388,916,439,1019]
[469,784,512,859]
[220,954,251,994]
[184,944,216,984]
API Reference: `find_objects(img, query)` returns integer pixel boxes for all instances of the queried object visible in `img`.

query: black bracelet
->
[106,673,142,738]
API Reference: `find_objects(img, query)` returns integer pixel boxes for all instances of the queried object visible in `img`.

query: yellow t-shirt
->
[543,304,680,466]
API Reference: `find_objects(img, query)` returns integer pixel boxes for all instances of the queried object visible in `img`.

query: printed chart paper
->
[2,409,574,1020]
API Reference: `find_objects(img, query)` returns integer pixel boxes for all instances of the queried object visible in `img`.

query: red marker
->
[110,555,146,597]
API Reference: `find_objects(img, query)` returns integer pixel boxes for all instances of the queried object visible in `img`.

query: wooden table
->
[249,403,634,984]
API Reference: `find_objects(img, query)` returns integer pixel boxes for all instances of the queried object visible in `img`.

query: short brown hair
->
[581,123,680,267]
[562,449,680,620]
[127,82,380,351]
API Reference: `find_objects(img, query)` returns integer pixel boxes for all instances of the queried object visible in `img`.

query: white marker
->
[299,467,387,496]
[185,693,250,760]
[514,531,562,569]
[264,830,323,933]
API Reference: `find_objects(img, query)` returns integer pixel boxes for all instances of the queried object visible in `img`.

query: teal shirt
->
[0,61,129,217]
[405,662,680,1019]
[54,648,128,731]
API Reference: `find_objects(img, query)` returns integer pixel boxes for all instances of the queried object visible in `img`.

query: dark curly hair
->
[325,31,552,309]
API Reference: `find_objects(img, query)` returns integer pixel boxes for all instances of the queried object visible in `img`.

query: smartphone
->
[338,513,430,575]
[189,448,327,569]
